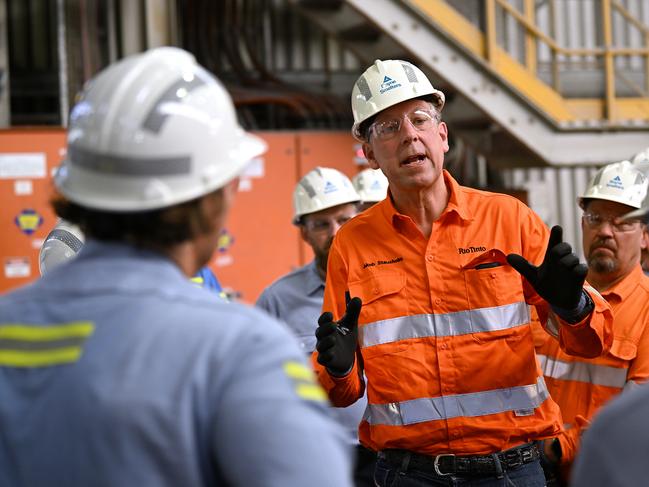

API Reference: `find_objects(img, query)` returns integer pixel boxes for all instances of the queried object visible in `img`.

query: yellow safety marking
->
[283,361,316,382]
[295,383,328,402]
[0,347,83,367]
[190,277,204,285]
[0,322,94,340]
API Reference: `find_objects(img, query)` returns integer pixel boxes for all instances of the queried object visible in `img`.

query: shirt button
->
[434,298,441,305]
[439,343,448,350]
[426,255,434,262]
[373,288,380,295]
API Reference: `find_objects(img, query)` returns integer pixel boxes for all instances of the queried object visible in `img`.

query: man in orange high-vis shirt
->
[534,160,649,486]
[312,59,614,487]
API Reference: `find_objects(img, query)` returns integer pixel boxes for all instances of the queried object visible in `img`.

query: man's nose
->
[399,117,419,141]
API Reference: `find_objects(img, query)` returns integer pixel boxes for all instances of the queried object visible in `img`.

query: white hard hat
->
[578,160,648,211]
[39,219,85,276]
[352,168,389,203]
[55,47,267,212]
[293,167,360,224]
[351,59,445,141]
[621,148,649,220]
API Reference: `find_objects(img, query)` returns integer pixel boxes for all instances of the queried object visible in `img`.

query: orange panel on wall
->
[0,129,66,294]
[208,132,302,304]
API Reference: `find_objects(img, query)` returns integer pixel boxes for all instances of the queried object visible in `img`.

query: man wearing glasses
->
[311,59,614,486]
[534,160,649,485]
[257,167,376,486]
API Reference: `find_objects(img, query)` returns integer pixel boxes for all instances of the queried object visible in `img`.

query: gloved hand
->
[507,225,588,310]
[315,297,362,376]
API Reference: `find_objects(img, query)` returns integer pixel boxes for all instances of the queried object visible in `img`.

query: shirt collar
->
[305,260,325,295]
[600,264,646,301]
[377,170,473,230]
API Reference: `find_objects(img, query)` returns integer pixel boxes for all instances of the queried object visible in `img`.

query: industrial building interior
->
[1,0,648,301]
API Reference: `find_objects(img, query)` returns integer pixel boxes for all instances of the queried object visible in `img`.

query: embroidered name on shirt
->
[458,246,486,255]
[363,257,403,269]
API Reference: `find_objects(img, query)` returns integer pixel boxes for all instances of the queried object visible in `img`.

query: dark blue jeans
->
[374,455,547,487]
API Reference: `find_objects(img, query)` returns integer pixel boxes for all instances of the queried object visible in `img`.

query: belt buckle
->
[433,454,455,476]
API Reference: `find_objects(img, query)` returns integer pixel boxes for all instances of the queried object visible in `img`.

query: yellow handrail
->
[486,0,649,118]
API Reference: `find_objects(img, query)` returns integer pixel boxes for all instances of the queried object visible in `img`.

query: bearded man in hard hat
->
[534,160,649,485]
[352,167,389,211]
[257,167,376,486]
[0,47,352,487]
[311,58,614,486]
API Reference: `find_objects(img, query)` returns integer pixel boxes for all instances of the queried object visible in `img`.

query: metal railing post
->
[601,0,615,122]
[485,0,497,65]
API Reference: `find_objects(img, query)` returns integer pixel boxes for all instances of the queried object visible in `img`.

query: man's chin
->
[588,256,617,274]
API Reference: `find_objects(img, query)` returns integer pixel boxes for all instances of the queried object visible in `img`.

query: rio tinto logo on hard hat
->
[379,75,402,94]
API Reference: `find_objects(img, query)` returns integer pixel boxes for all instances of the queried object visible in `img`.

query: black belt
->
[379,442,540,477]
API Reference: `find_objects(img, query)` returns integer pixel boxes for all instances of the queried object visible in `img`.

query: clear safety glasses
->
[582,212,642,233]
[369,108,439,141]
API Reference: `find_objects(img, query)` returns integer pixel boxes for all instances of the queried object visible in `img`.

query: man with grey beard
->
[534,160,649,486]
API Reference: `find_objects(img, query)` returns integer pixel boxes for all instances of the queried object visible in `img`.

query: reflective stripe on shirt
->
[359,301,529,348]
[537,354,627,388]
[0,322,94,367]
[363,376,550,426]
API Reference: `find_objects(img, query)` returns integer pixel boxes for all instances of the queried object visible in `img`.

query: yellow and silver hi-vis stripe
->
[0,322,95,367]
[283,361,328,402]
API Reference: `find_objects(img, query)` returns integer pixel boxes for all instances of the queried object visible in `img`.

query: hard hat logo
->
[379,76,401,94]
[324,181,339,194]
[606,175,624,190]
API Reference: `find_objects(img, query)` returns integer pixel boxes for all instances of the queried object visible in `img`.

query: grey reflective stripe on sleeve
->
[48,228,83,253]
[364,376,550,426]
[545,311,560,338]
[68,145,191,176]
[142,76,206,133]
[359,301,529,348]
[0,336,88,350]
[537,354,628,388]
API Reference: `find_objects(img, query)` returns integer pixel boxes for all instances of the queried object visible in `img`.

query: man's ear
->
[363,142,379,170]
[437,122,450,153]
[641,227,649,250]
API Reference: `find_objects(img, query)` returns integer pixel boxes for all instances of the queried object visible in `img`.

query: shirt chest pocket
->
[461,252,524,309]
[348,271,407,326]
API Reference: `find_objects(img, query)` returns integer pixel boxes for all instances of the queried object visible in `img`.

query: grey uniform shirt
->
[256,260,368,446]
[0,241,352,487]
[572,383,649,487]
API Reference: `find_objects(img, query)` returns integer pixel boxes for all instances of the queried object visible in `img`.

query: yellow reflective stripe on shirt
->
[0,322,94,367]
[284,361,317,382]
[190,277,204,285]
[296,383,328,402]
[283,361,327,402]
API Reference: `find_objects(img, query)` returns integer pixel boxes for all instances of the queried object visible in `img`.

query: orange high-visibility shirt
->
[533,264,649,465]
[313,171,613,456]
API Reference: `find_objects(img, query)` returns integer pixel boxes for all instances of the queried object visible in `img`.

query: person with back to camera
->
[0,47,352,487]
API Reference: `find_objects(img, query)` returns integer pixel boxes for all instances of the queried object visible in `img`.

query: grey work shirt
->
[257,260,368,446]
[0,241,352,487]
[572,383,649,487]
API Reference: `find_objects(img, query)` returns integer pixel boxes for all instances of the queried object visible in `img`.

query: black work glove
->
[506,225,588,311]
[315,297,362,376]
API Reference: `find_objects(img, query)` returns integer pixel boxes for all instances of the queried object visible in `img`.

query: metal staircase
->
[290,0,649,168]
